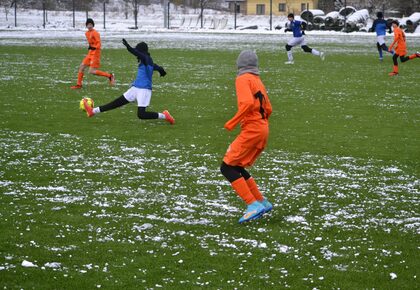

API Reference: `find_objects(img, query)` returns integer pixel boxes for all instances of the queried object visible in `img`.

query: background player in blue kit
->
[371,12,394,61]
[284,13,325,64]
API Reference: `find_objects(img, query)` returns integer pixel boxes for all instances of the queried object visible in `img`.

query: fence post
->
[43,1,45,28]
[103,1,106,29]
[269,0,272,30]
[344,0,347,32]
[72,0,75,28]
[234,0,237,30]
[168,1,170,29]
[14,0,17,27]
[164,0,168,28]
[134,0,138,29]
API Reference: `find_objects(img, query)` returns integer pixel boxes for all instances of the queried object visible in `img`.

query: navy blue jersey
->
[372,19,387,36]
[125,45,165,90]
[289,20,304,37]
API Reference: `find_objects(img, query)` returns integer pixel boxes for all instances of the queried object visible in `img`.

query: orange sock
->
[77,72,84,86]
[245,177,264,201]
[94,70,111,78]
[393,65,398,73]
[408,54,416,60]
[231,177,256,205]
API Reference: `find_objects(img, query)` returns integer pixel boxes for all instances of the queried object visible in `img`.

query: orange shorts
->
[82,53,101,68]
[395,48,407,57]
[223,121,269,168]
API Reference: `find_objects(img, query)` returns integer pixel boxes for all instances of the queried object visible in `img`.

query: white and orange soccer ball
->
[79,97,94,112]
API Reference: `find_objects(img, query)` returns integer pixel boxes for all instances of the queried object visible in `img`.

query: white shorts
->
[287,36,307,47]
[377,35,385,46]
[123,87,152,107]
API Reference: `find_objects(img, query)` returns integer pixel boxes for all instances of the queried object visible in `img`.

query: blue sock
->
[379,48,383,58]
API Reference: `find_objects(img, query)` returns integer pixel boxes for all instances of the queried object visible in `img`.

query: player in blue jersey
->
[284,13,325,64]
[83,39,175,125]
[371,12,393,61]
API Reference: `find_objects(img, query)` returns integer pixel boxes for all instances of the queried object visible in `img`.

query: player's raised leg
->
[400,53,420,62]
[301,45,325,60]
[88,67,115,86]
[83,95,129,117]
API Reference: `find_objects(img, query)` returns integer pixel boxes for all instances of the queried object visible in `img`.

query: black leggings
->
[377,42,389,51]
[301,45,312,53]
[137,107,158,119]
[393,53,410,65]
[99,95,158,119]
[99,95,128,112]
[220,162,251,183]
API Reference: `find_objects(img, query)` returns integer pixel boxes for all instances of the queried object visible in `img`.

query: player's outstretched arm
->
[153,64,167,77]
[122,38,136,54]
[122,38,148,63]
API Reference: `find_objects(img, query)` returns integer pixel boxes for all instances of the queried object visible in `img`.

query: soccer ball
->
[79,97,94,111]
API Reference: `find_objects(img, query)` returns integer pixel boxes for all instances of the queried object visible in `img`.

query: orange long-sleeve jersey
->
[224,73,272,131]
[389,26,407,56]
[85,29,101,56]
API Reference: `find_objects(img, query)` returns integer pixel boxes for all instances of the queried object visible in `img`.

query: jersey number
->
[254,91,267,119]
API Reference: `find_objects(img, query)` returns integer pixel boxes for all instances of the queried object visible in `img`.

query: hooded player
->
[71,18,115,89]
[220,50,273,224]
[82,39,174,125]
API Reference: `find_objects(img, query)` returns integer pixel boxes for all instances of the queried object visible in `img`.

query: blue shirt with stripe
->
[290,20,303,37]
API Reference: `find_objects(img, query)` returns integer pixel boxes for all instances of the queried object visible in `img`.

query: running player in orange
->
[388,20,420,76]
[71,18,115,89]
[220,50,273,224]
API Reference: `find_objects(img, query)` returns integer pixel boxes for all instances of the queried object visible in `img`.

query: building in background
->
[227,0,319,16]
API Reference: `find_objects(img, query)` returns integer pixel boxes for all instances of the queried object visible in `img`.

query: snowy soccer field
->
[0,31,419,288]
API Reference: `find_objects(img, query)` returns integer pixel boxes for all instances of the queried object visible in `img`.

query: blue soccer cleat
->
[239,201,265,224]
[261,199,273,213]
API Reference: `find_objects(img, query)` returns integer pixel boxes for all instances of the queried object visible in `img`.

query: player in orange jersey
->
[220,50,273,224]
[388,20,420,76]
[71,18,115,89]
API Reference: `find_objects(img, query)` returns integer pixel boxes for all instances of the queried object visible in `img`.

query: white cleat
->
[284,60,294,65]
[320,52,325,61]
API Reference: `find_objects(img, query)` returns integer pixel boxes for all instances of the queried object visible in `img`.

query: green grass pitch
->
[0,37,419,289]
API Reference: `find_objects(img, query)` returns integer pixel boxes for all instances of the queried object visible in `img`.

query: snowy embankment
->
[1,6,420,34]
[0,7,419,50]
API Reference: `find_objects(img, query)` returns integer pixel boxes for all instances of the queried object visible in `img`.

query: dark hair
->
[287,13,294,18]
[136,42,149,54]
[86,18,95,27]
[391,20,399,26]
[376,12,383,19]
